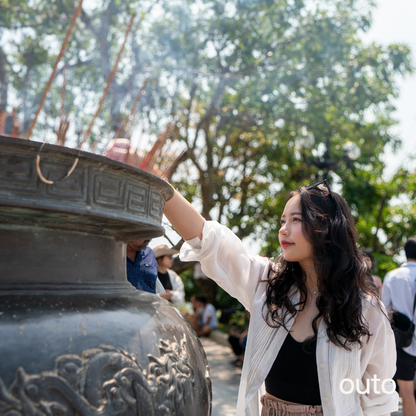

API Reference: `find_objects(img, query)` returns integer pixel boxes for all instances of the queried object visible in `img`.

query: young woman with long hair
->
[163,180,398,416]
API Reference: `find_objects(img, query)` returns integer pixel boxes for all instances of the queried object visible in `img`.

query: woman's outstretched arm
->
[164,190,205,241]
[164,189,269,312]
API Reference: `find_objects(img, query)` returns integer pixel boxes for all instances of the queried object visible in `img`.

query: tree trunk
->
[196,278,217,306]
[172,257,197,275]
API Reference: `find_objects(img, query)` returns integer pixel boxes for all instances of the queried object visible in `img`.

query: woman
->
[361,248,383,297]
[164,180,398,416]
[153,244,185,307]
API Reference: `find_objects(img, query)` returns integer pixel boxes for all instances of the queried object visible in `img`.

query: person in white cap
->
[153,244,185,307]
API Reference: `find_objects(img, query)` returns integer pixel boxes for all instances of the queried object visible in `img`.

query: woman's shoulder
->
[266,257,282,276]
[361,292,383,309]
[167,268,180,278]
[361,293,389,325]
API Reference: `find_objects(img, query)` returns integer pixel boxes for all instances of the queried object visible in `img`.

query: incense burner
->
[0,136,211,416]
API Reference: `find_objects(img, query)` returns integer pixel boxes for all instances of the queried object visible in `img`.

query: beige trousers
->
[260,396,323,416]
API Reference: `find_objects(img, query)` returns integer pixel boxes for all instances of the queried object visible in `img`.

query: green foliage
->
[215,286,241,311]
[371,252,400,281]
[230,309,248,329]
[180,268,200,301]
[343,168,416,279]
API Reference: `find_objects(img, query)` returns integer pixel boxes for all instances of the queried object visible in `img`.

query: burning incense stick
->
[78,14,136,149]
[25,0,83,141]
[56,65,69,146]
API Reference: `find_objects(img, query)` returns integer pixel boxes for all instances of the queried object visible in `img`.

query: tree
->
[347,168,416,277]
[148,0,415,283]
[1,0,414,298]
[144,0,414,242]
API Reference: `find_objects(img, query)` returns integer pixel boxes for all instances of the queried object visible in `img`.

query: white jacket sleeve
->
[180,221,270,312]
[359,298,399,416]
[167,269,185,307]
[155,278,166,295]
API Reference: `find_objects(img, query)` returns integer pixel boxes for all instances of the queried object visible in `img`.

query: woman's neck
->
[301,264,319,295]
[305,281,319,294]
[158,265,168,274]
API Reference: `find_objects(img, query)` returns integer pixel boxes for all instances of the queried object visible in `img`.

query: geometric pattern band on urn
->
[0,148,166,224]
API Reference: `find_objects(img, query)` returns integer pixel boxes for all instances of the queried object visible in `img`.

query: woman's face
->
[161,255,174,269]
[279,194,314,269]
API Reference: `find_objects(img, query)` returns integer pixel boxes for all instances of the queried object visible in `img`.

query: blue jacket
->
[126,246,158,293]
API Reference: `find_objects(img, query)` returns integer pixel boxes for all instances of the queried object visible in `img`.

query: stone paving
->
[392,398,404,416]
[200,335,404,416]
[200,337,240,416]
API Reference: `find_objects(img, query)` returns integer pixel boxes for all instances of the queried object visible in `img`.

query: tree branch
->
[183,82,197,148]
[0,46,9,112]
[79,8,100,39]
[372,195,388,251]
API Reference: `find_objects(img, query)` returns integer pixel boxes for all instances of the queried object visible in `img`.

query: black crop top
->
[265,332,321,405]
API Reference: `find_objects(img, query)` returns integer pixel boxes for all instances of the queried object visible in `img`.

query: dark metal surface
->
[0,292,211,416]
[0,137,211,416]
[0,136,174,241]
[0,226,127,286]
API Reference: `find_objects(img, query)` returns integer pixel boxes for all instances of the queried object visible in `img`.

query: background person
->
[190,296,218,337]
[382,237,416,416]
[163,183,398,416]
[126,239,158,293]
[229,320,249,369]
[153,244,185,307]
[361,248,383,297]
[229,328,247,369]
[184,294,201,328]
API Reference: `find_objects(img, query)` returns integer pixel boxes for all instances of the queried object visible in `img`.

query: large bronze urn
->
[0,136,211,416]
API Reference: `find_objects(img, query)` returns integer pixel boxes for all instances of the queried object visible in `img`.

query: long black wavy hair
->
[264,184,381,350]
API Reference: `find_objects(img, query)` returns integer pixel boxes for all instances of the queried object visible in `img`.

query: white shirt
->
[382,262,416,356]
[155,270,185,307]
[180,221,398,416]
[155,278,166,295]
[201,303,218,328]
[166,269,185,307]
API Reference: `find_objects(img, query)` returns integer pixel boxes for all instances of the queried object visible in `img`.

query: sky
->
[150,0,416,253]
[362,0,416,177]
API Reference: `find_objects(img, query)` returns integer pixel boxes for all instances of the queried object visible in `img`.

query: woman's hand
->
[160,290,173,301]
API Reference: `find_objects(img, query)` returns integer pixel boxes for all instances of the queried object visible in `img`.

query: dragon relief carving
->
[0,337,198,416]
